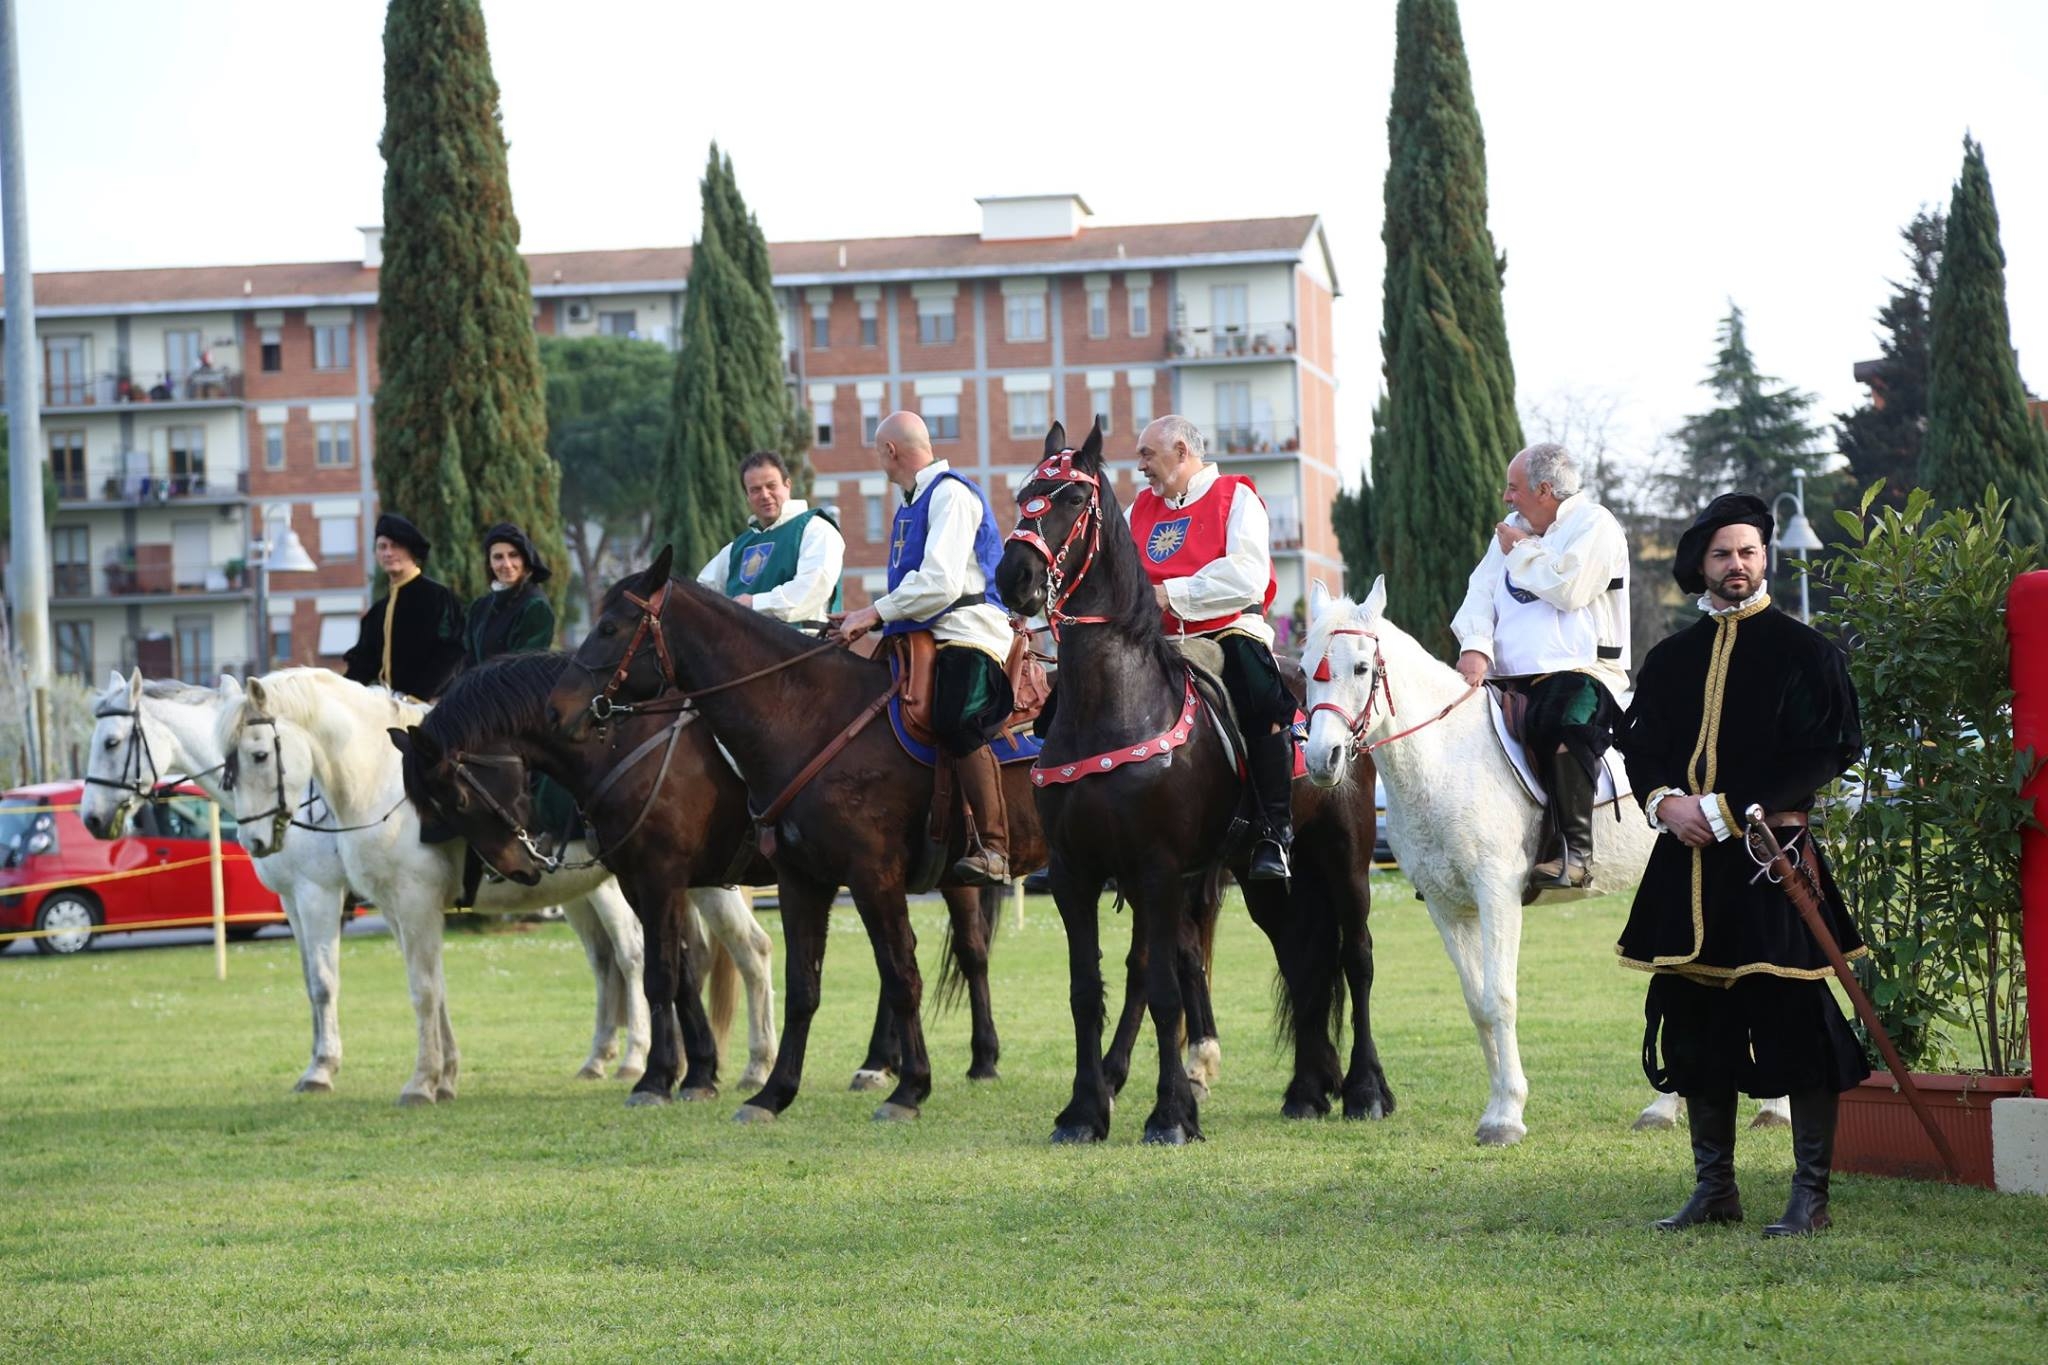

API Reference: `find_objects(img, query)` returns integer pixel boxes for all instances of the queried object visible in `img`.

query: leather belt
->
[1762,811,1808,828]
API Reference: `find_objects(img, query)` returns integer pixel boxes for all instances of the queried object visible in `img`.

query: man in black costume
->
[1615,493,1870,1237]
[341,513,466,701]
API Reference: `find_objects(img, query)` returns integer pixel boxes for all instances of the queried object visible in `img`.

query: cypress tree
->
[1923,136,2048,546]
[375,0,562,609]
[1837,211,1943,515]
[1363,0,1522,652]
[658,146,794,573]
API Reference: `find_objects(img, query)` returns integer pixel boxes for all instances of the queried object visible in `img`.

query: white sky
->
[9,0,2047,487]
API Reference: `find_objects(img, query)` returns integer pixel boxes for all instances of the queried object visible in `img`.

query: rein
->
[527,713,696,873]
[1006,449,1110,640]
[1307,627,1481,756]
[577,578,840,722]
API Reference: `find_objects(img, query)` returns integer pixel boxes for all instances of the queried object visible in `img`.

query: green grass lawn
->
[2,880,2042,1362]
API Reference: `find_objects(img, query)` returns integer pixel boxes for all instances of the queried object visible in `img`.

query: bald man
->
[839,411,1015,884]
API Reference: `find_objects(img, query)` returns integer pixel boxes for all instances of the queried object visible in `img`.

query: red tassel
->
[1312,655,1333,683]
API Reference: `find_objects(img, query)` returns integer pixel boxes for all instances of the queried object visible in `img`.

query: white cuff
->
[1702,793,1734,842]
[1644,786,1678,832]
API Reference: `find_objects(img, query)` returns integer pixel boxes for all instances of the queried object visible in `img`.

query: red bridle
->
[1307,625,1482,755]
[1005,449,1108,640]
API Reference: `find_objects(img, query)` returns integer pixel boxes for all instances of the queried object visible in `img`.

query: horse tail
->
[707,937,738,1058]
[933,884,1001,1015]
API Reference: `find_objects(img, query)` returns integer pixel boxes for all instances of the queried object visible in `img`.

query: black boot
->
[1246,727,1295,882]
[1764,1088,1838,1237]
[1531,750,1595,889]
[1655,1091,1744,1230]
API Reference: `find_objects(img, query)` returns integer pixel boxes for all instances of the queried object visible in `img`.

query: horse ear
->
[1078,419,1104,469]
[1309,578,1332,622]
[387,726,415,758]
[647,544,674,585]
[106,668,127,696]
[245,677,270,713]
[1363,574,1387,620]
[126,667,144,707]
[217,674,243,699]
[1042,422,1067,460]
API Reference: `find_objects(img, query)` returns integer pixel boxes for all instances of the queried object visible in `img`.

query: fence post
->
[209,800,226,981]
[1011,876,1025,931]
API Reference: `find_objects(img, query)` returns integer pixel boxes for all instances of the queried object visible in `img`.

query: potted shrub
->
[1814,485,2037,1188]
[224,558,247,591]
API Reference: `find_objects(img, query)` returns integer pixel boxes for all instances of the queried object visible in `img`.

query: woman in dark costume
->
[464,522,557,664]
[342,513,466,701]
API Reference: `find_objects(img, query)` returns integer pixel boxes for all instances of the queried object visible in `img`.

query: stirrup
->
[947,848,1010,887]
[1248,837,1291,882]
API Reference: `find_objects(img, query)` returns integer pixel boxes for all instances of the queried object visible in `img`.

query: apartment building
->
[4,193,1341,679]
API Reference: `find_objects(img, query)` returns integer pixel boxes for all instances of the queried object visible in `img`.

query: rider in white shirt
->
[696,451,846,626]
[1450,442,1631,890]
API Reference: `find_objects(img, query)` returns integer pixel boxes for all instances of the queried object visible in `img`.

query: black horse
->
[997,421,1392,1143]
[391,652,1012,1103]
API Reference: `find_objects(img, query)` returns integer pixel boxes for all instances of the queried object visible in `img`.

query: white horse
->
[211,668,662,1105]
[80,670,354,1093]
[1302,579,1787,1142]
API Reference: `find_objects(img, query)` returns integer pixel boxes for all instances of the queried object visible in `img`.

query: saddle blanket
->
[889,696,1044,769]
[1487,692,1632,808]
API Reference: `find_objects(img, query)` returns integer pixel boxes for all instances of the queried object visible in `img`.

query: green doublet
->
[724,510,841,611]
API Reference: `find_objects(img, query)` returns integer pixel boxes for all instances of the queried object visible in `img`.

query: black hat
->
[480,521,552,585]
[374,513,432,564]
[1673,493,1773,594]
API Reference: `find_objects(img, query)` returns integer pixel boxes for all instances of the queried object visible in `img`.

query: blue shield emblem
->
[1146,517,1192,565]
[738,543,775,586]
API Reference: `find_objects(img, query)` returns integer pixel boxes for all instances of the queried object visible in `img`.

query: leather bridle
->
[584,579,681,721]
[1306,626,1481,756]
[445,751,555,872]
[84,702,227,827]
[1005,449,1108,640]
[226,714,397,856]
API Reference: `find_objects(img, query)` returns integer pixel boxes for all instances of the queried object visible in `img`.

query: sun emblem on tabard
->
[738,543,775,585]
[1147,517,1192,564]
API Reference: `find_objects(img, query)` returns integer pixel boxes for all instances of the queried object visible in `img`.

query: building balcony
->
[53,547,254,604]
[1166,321,1296,363]
[1208,421,1301,458]
[57,469,250,511]
[13,368,245,412]
[1271,516,1304,552]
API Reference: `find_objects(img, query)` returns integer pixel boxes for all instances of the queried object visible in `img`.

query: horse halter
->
[226,714,299,855]
[446,751,554,872]
[84,704,163,807]
[585,578,680,721]
[1005,449,1107,639]
[1306,628,1396,752]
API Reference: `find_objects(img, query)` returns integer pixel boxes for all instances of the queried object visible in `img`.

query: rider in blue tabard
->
[837,412,1014,885]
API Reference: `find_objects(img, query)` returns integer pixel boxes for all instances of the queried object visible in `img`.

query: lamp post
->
[1770,469,1824,622]
[250,504,316,673]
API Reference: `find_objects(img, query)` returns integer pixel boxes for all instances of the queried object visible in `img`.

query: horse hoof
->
[397,1090,435,1108]
[624,1090,672,1108]
[435,1086,458,1103]
[1632,1111,1678,1132]
[1344,1098,1393,1121]
[1143,1125,1190,1146]
[872,1101,920,1123]
[615,1066,645,1084]
[293,1076,334,1095]
[678,1086,719,1103]
[1280,1099,1327,1121]
[732,1103,777,1124]
[966,1065,1000,1083]
[738,1067,772,1090]
[1050,1125,1101,1145]
[574,1065,606,1082]
[849,1069,893,1092]
[1475,1122,1526,1147]
[1187,1078,1210,1102]
[1750,1109,1791,1131]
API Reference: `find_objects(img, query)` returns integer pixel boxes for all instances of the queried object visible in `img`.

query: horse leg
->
[665,891,720,1100]
[851,883,931,1120]
[1241,877,1338,1119]
[946,885,1002,1082]
[737,875,835,1121]
[1050,860,1112,1143]
[1180,889,1221,1098]
[692,886,777,1089]
[388,898,448,1106]
[1752,1094,1791,1129]
[625,891,687,1105]
[851,991,897,1092]
[560,898,620,1080]
[1473,885,1530,1146]
[1138,874,1201,1145]
[1100,929,1148,1099]
[589,881,650,1080]
[1428,899,1504,1129]
[1333,869,1394,1120]
[285,882,345,1093]
[1635,1091,1683,1131]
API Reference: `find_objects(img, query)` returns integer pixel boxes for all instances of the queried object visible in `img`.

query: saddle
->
[892,629,1049,749]
[1169,637,1310,782]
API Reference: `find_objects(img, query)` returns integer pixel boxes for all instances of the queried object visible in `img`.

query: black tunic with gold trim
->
[1615,595,1872,1097]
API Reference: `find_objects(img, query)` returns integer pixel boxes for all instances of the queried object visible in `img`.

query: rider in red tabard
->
[1128,415,1291,880]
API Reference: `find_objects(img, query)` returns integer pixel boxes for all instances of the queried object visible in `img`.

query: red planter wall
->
[1835,1073,2032,1188]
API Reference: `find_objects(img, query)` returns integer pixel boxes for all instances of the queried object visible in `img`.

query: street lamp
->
[1770,469,1824,622]
[251,504,316,673]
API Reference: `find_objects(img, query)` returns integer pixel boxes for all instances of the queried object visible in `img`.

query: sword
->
[1743,805,1961,1182]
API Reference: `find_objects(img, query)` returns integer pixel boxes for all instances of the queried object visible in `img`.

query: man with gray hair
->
[1451,442,1632,891]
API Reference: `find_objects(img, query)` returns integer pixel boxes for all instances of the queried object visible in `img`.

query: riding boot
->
[1247,726,1295,882]
[1764,1088,1838,1237]
[1654,1091,1744,1230]
[1531,750,1595,889]
[947,745,1010,886]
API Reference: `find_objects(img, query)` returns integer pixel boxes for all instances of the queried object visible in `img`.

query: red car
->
[0,781,286,956]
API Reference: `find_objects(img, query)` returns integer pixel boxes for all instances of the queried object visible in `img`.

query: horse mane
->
[92,676,216,717]
[216,667,428,748]
[1302,594,1366,669]
[1080,465,1183,684]
[419,652,568,752]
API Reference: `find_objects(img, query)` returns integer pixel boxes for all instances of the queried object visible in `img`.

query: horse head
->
[388,726,548,886]
[218,676,314,859]
[79,668,157,838]
[1303,575,1391,788]
[997,419,1107,623]
[550,544,676,735]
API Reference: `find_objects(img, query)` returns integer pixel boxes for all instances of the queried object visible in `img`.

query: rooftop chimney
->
[976,194,1092,242]
[359,225,384,269]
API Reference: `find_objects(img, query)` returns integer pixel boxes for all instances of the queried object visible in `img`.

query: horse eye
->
[1353,662,1370,677]
[103,736,120,750]
[599,621,617,637]
[254,751,270,765]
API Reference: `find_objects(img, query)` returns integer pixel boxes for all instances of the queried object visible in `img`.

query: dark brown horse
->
[996,421,1392,1143]
[390,651,1009,1104]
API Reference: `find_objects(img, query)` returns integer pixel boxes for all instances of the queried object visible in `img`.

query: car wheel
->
[226,924,263,941]
[33,892,100,956]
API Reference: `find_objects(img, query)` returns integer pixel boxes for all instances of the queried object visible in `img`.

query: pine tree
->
[1837,212,1943,515]
[1923,136,2048,546]
[1362,0,1522,654]
[375,0,562,608]
[657,146,795,573]
[1332,482,1378,593]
